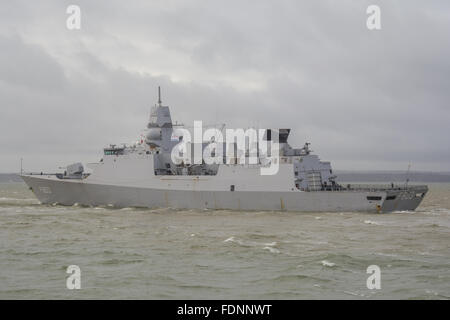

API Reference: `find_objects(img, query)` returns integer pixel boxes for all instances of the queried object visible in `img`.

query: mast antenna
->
[158,86,162,106]
[404,162,411,189]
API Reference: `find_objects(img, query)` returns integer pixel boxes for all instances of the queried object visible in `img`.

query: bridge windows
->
[104,148,124,156]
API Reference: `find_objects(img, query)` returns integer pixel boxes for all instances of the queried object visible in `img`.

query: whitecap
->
[0,197,39,205]
[425,289,439,296]
[0,197,36,201]
[222,237,249,246]
[120,207,133,211]
[343,291,364,297]
[375,252,397,257]
[223,237,235,243]
[321,260,335,267]
[263,246,280,254]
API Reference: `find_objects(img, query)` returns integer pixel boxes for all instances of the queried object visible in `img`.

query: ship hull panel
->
[22,175,425,213]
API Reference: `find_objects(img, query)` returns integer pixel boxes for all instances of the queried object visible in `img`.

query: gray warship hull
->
[22,174,427,213]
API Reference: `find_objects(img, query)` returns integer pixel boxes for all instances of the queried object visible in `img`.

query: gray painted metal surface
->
[22,175,426,212]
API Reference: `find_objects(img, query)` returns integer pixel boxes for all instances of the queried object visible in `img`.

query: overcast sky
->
[0,0,449,173]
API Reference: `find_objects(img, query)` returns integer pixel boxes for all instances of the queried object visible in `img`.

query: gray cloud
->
[0,0,449,172]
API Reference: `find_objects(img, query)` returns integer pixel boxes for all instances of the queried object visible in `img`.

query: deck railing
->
[343,184,427,191]
[303,183,428,192]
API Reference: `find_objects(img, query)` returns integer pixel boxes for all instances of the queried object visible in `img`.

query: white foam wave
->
[364,220,381,225]
[223,236,244,245]
[224,237,280,252]
[263,246,280,254]
[343,291,365,297]
[0,197,38,203]
[321,260,336,267]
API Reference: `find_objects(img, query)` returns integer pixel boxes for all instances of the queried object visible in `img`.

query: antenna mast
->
[158,86,162,106]
[404,162,411,189]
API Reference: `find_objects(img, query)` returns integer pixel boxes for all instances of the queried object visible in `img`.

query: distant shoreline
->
[2,171,450,183]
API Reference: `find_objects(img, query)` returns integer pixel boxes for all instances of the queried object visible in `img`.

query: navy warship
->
[21,88,428,212]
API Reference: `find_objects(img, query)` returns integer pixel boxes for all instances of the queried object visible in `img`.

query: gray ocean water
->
[0,182,449,299]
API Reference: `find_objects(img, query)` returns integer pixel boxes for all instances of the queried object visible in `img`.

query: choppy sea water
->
[0,182,449,300]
